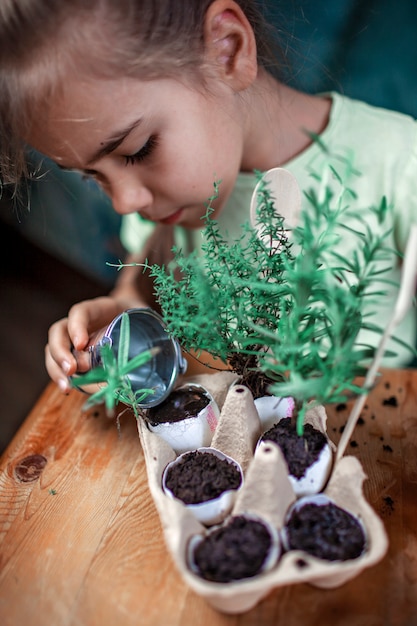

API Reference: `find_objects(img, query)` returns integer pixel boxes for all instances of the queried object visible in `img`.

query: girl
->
[0,0,416,393]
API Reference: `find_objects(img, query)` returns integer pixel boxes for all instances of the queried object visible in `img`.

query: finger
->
[71,347,92,373]
[45,343,71,393]
[66,297,125,349]
[47,317,78,374]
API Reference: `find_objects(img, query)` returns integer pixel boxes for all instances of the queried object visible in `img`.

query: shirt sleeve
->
[120,213,156,255]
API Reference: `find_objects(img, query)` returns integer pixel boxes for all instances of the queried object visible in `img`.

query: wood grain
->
[0,369,416,625]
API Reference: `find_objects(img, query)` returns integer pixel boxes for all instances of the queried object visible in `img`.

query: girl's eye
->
[124,135,158,166]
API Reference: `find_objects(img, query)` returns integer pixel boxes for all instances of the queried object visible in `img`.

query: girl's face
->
[27,73,247,227]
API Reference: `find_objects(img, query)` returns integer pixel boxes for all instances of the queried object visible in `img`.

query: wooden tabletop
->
[0,368,416,626]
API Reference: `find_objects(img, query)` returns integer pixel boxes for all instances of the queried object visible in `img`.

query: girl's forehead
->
[43,70,206,124]
[26,75,139,155]
[27,73,201,164]
[49,73,180,118]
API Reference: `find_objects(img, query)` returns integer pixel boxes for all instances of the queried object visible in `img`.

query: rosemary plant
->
[247,166,400,432]
[71,312,157,419]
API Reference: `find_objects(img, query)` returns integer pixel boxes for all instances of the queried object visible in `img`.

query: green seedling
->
[71,311,157,419]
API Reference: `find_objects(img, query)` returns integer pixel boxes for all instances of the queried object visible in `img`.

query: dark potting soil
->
[285,501,366,561]
[146,386,209,425]
[260,419,327,479]
[228,352,273,399]
[192,515,273,582]
[164,449,242,505]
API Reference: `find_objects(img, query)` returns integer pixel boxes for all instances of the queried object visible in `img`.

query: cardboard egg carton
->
[136,372,388,614]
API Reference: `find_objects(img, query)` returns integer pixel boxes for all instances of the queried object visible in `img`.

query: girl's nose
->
[110,178,153,216]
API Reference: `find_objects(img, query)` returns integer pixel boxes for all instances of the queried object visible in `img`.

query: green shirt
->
[121,92,417,366]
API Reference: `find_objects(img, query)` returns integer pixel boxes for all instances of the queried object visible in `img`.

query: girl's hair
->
[0,0,286,186]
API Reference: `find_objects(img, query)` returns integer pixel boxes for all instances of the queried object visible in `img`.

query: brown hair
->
[0,0,285,185]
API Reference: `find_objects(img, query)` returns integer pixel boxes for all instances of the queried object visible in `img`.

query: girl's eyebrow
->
[86,117,143,165]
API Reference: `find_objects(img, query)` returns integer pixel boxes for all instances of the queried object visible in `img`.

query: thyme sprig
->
[144,175,294,377]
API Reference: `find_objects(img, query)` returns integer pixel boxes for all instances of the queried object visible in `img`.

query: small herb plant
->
[142,178,294,397]
[113,150,409,434]
[71,312,157,419]
[247,167,399,431]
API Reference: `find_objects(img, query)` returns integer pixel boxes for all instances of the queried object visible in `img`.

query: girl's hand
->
[45,296,142,393]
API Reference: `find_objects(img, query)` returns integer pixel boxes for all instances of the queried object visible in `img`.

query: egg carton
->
[136,372,388,614]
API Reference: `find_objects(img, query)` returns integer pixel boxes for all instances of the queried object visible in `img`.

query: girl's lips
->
[159,209,184,225]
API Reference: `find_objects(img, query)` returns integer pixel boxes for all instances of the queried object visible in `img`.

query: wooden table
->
[0,368,416,626]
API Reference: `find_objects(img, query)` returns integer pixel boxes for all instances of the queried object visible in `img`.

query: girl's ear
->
[203,0,258,91]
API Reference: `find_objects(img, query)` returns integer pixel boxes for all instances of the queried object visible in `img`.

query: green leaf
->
[118,312,130,368]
